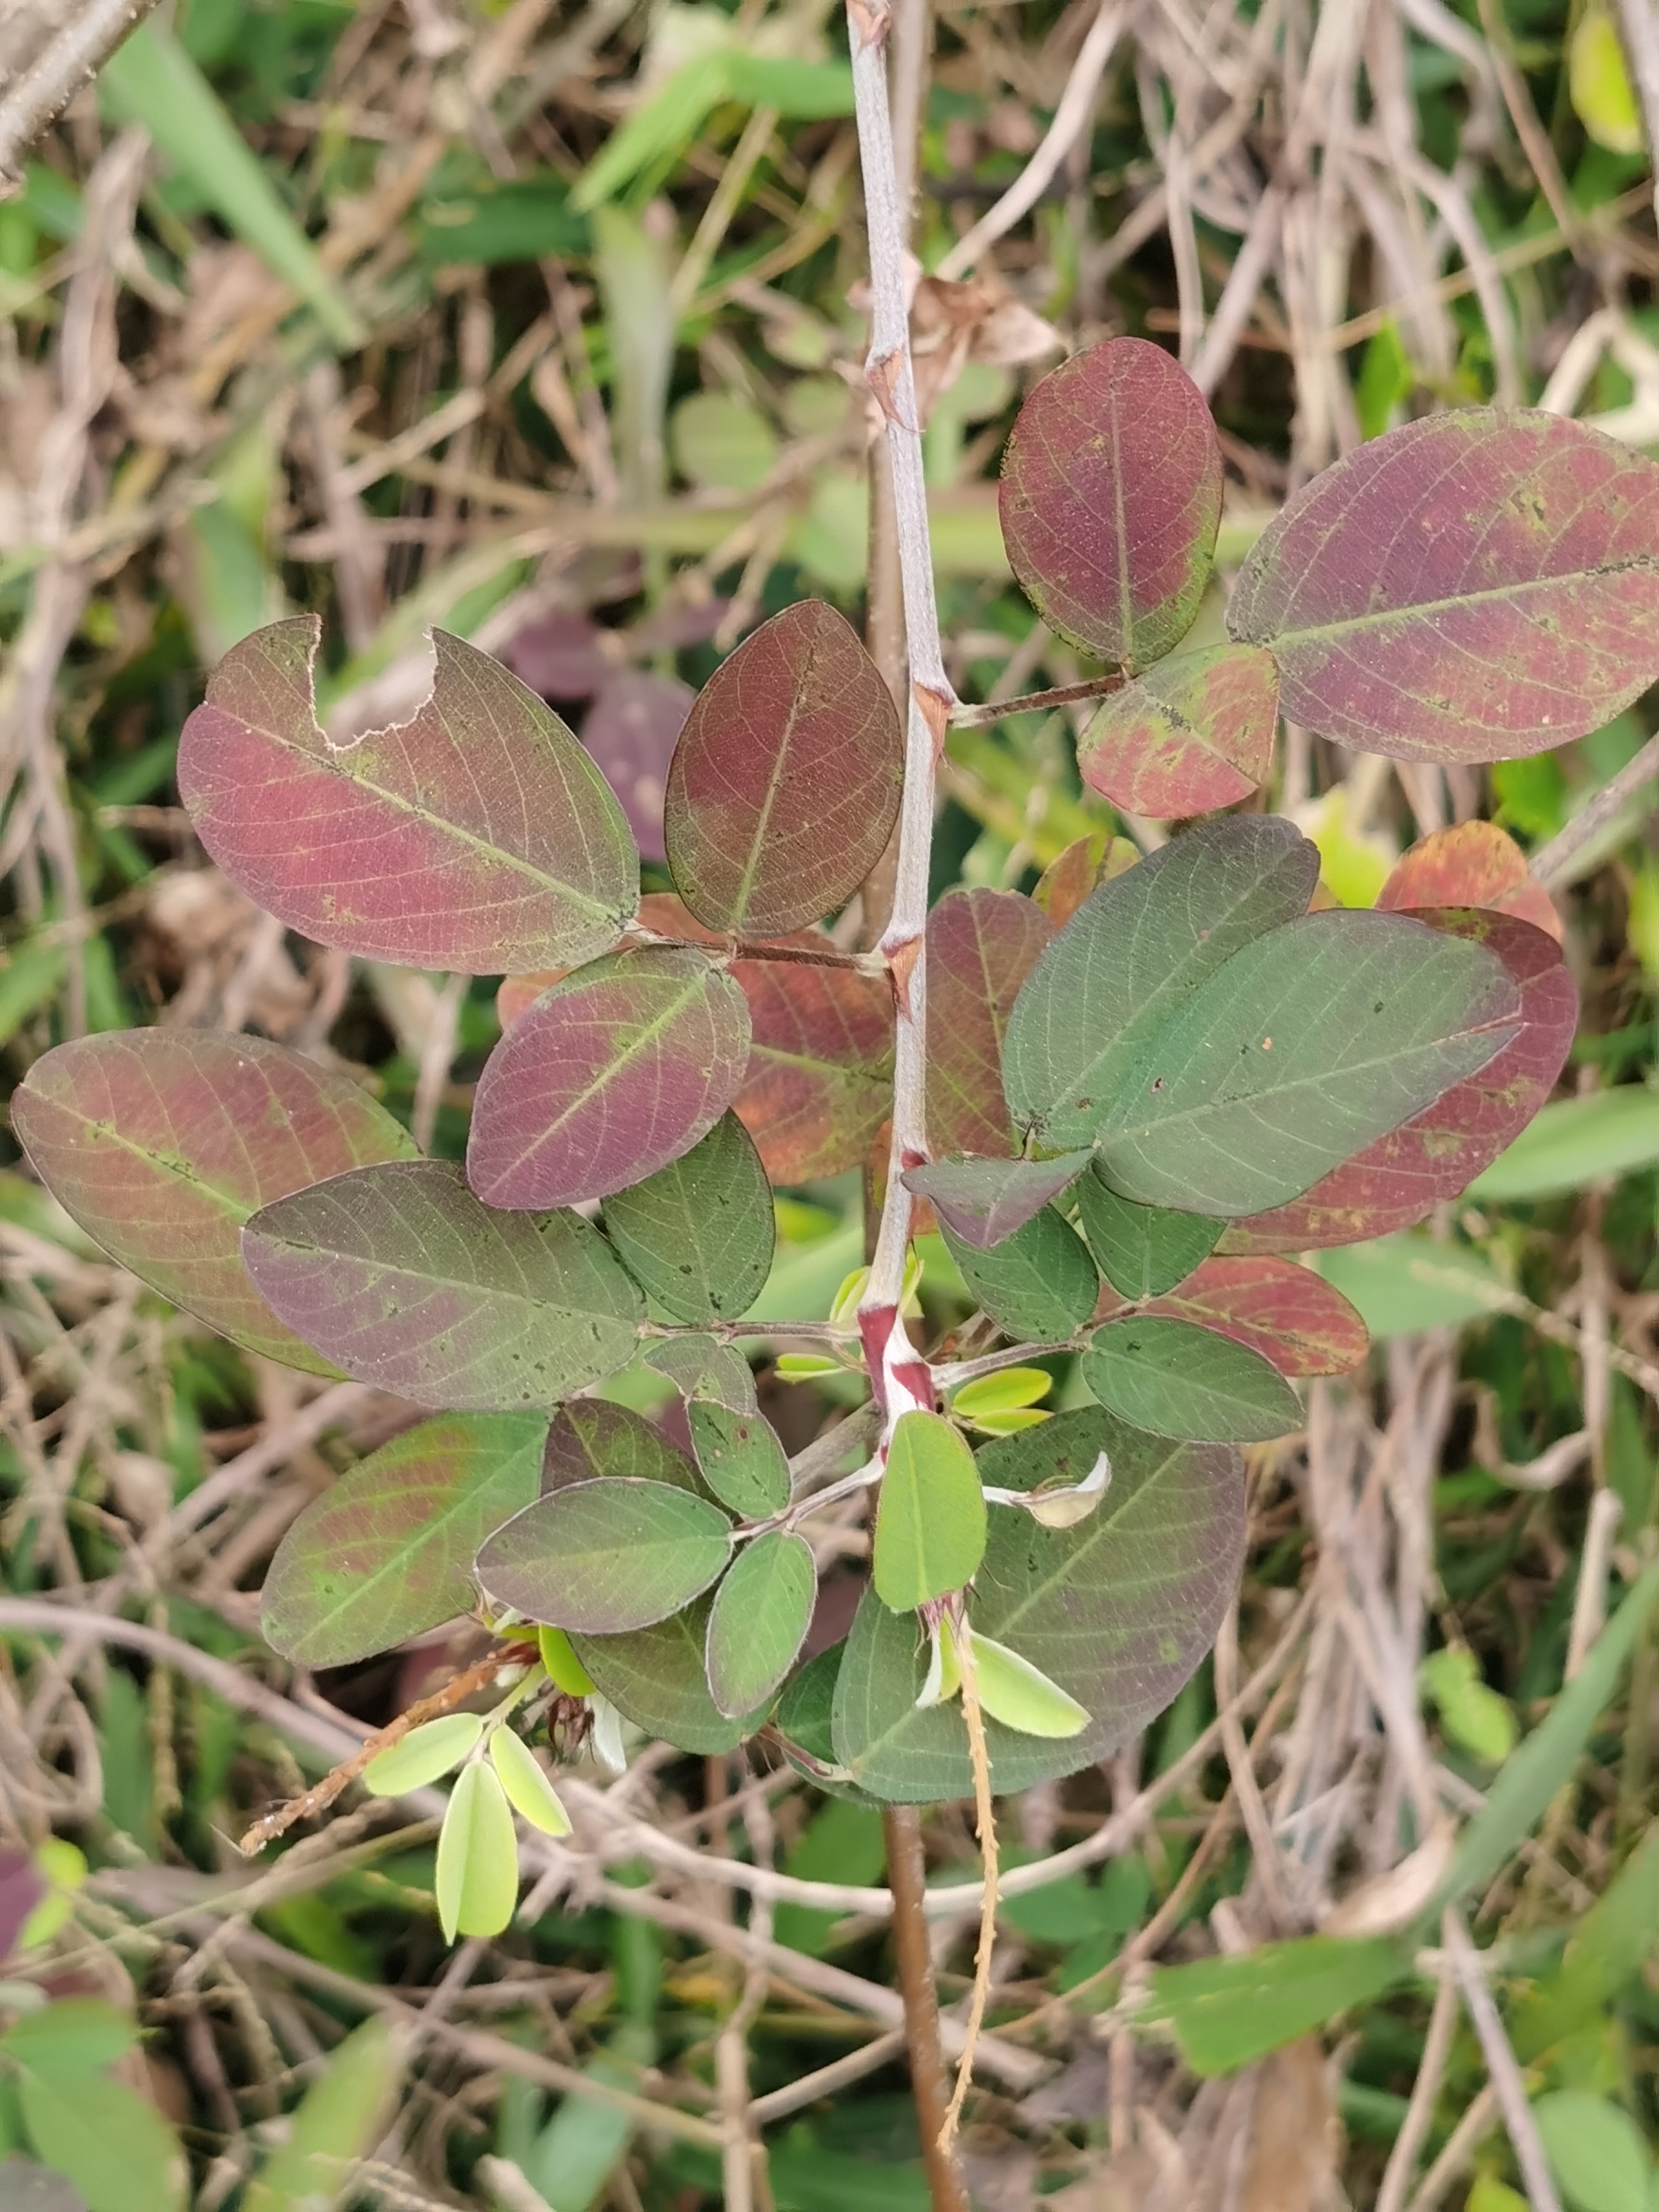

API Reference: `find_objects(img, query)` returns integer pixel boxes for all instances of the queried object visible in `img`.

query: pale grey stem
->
[1613,0,1659,232]
[1443,1912,1565,2212]
[847,0,954,1324]
[1374,1962,1461,2212]
[0,0,160,186]
[934,0,1131,281]
[1530,726,1659,889]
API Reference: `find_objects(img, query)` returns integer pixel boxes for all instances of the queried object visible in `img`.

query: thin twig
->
[948,674,1126,727]
[0,0,161,186]
[938,1621,999,2154]
[1443,1912,1564,2212]
[1375,1960,1461,2212]
[884,1806,971,2212]
[1530,728,1659,889]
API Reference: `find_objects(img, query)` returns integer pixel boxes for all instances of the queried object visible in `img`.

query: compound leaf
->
[12,1030,416,1374]
[489,1728,572,1836]
[1082,1316,1304,1441]
[903,1151,1091,1249]
[940,1207,1098,1340]
[242,1161,640,1409]
[834,1410,1245,1799]
[261,1410,548,1666]
[363,1714,483,1797]
[468,946,752,1209]
[999,337,1222,668]
[925,888,1053,1158]
[475,1477,732,1633]
[1078,645,1278,817]
[705,1530,816,1717]
[873,1410,988,1610]
[1228,409,1659,762]
[1092,911,1521,1215]
[178,617,637,971]
[1004,815,1319,1152]
[1075,1170,1222,1299]
[603,1113,774,1323]
[664,601,903,936]
[1221,911,1575,1248]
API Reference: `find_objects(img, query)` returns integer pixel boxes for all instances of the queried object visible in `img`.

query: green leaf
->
[671,392,780,492]
[489,1728,572,1837]
[1082,1318,1303,1442]
[243,2019,400,2212]
[363,1715,484,1797]
[0,2002,139,2080]
[1439,1562,1659,1910]
[725,52,855,112]
[101,25,363,348]
[1142,1936,1412,2075]
[435,1760,520,1942]
[475,1479,733,1634]
[1468,1087,1659,1202]
[242,1162,642,1410]
[835,1412,1244,1800]
[1513,1833,1659,2059]
[1075,1170,1222,1299]
[538,1625,597,1698]
[416,175,589,265]
[573,1600,760,1755]
[705,1532,816,1718]
[1570,10,1646,152]
[1315,1234,1511,1339]
[1004,816,1319,1151]
[1419,1647,1518,1765]
[16,2066,187,2212]
[970,1635,1090,1737]
[1092,912,1520,1216]
[604,1114,774,1324]
[643,1333,759,1412]
[939,1207,1098,1340]
[873,1412,988,1610]
[1467,2182,1531,2212]
[572,50,731,213]
[261,1412,548,1668]
[686,1400,791,1518]
[1532,2093,1652,2212]
[950,1369,1054,1423]
[543,1397,706,1495]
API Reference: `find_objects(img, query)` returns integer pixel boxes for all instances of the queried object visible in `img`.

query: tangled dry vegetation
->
[0,0,1655,2208]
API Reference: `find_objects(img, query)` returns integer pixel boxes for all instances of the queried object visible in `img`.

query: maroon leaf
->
[903,1151,1092,1248]
[582,670,693,865]
[242,1161,642,1408]
[664,601,903,936]
[925,889,1052,1158]
[1221,910,1575,1251]
[178,617,638,973]
[1376,820,1562,942]
[501,612,615,700]
[12,1030,417,1373]
[1102,1255,1369,1376]
[468,945,751,1209]
[999,337,1222,669]
[733,947,893,1182]
[1228,411,1659,762]
[1033,830,1140,928]
[541,1399,703,1495]
[1077,645,1277,817]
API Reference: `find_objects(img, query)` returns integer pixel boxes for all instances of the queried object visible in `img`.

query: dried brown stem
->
[938,1623,999,2154]
[883,1806,971,2212]
[948,674,1127,727]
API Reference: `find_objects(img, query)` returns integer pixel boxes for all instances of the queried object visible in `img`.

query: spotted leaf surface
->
[1092,910,1521,1216]
[833,1410,1244,1799]
[1108,1256,1369,1376]
[999,338,1222,667]
[12,1030,417,1373]
[1219,910,1572,1248]
[261,1411,548,1667]
[603,1113,774,1323]
[1376,821,1562,941]
[687,1398,791,1518]
[178,617,637,971]
[705,1530,816,1717]
[664,601,903,936]
[241,1160,641,1409]
[1228,410,1659,761]
[1082,1316,1304,1441]
[1078,645,1278,817]
[475,1477,732,1633]
[925,888,1053,1158]
[1004,815,1320,1152]
[468,946,751,1209]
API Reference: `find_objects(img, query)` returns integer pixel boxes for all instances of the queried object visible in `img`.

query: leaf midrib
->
[1242,557,1658,655]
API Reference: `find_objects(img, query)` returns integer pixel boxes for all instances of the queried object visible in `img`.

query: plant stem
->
[883,1806,970,2212]
[1530,725,1659,889]
[949,673,1127,727]
[0,0,160,187]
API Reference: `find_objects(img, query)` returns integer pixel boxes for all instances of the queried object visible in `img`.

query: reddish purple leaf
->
[1221,910,1575,1252]
[903,1151,1091,1248]
[243,1160,642,1407]
[733,946,892,1184]
[468,945,751,1208]
[664,601,903,936]
[999,338,1222,669]
[582,670,693,864]
[501,612,615,700]
[1228,411,1659,762]
[1377,820,1563,942]
[1077,645,1277,817]
[1033,831,1140,928]
[1101,1255,1369,1376]
[541,1398,703,1495]
[178,617,638,973]
[13,1030,417,1373]
[925,889,1052,1158]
